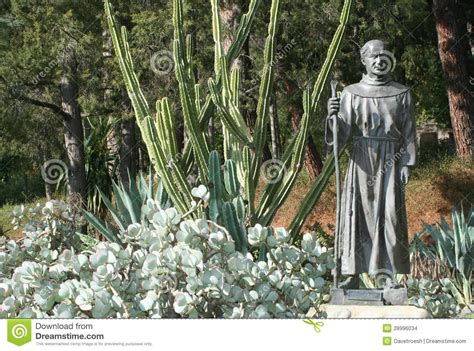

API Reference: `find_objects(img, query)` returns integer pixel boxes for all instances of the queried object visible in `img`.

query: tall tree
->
[433,0,473,160]
[60,48,87,208]
[0,1,104,210]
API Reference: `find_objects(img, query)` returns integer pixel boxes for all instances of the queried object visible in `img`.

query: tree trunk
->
[220,0,241,61]
[120,117,137,187]
[433,0,474,160]
[60,50,87,212]
[283,77,324,179]
[119,118,136,181]
[40,147,55,200]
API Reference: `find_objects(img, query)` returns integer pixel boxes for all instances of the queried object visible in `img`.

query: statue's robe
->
[326,75,416,275]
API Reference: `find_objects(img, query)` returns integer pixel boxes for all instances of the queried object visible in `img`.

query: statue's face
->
[361,43,391,78]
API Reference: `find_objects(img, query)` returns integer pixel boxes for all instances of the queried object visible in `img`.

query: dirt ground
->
[270,156,474,240]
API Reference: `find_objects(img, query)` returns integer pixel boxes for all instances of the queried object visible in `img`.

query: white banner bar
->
[1,319,472,350]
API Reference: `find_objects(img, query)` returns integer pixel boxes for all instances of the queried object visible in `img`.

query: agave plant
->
[413,207,473,307]
[83,171,170,245]
[206,150,250,254]
[104,0,353,241]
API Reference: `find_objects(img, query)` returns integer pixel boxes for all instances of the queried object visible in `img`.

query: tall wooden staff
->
[330,79,341,289]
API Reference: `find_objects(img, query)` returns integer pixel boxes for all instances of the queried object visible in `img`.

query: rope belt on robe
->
[353,135,401,143]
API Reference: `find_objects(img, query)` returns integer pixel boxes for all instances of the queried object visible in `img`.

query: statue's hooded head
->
[360,40,396,79]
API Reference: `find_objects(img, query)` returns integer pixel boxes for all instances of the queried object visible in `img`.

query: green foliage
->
[83,171,170,245]
[416,207,473,306]
[105,0,353,239]
[83,118,119,216]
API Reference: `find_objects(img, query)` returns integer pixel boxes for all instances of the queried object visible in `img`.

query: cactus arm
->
[194,84,202,113]
[154,99,166,152]
[173,0,187,66]
[155,98,179,162]
[181,91,213,174]
[226,0,259,66]
[250,0,280,190]
[185,34,196,81]
[174,39,210,181]
[243,146,255,221]
[230,68,241,107]
[172,1,210,181]
[144,116,192,213]
[224,159,240,197]
[310,0,353,113]
[256,0,353,226]
[105,0,192,215]
[208,78,253,146]
[223,201,247,254]
[257,90,311,225]
[255,134,297,218]
[210,0,224,76]
[160,97,180,158]
[208,151,223,224]
[105,4,149,123]
[233,196,246,223]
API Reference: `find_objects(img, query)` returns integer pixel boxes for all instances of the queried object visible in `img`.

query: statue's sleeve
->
[325,89,353,147]
[400,91,416,166]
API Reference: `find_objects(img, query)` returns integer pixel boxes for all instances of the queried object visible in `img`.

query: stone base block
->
[330,288,408,306]
[320,304,432,318]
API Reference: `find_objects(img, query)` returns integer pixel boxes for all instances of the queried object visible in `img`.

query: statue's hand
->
[401,166,410,185]
[327,97,340,117]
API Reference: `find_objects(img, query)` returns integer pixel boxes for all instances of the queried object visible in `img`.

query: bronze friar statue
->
[326,40,416,291]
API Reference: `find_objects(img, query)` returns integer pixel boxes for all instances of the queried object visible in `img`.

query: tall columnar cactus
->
[105,0,353,239]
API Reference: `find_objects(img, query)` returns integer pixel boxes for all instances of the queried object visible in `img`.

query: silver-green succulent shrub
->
[9,200,84,252]
[1,200,332,318]
[407,277,461,318]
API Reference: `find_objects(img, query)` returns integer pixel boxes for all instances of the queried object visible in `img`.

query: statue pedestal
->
[318,287,430,318]
[319,304,432,318]
[330,287,408,306]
